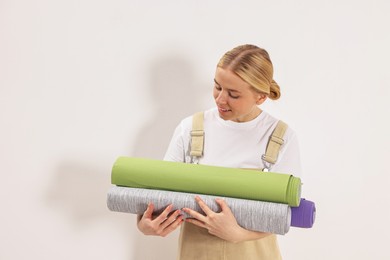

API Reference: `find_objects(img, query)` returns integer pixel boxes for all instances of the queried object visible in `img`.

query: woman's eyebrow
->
[213,79,241,93]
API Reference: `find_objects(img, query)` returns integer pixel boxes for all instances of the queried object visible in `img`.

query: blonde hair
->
[217,44,281,100]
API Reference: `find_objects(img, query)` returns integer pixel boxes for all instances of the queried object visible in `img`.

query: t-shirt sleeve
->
[271,129,303,178]
[163,122,186,162]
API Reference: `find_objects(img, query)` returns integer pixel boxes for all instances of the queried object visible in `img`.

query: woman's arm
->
[136,119,191,237]
[182,196,271,243]
[137,203,184,237]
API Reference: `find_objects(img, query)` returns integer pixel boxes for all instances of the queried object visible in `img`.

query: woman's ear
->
[256,94,267,105]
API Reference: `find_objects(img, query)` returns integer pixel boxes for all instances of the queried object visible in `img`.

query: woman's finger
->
[182,206,207,222]
[142,202,155,219]
[154,204,173,223]
[160,209,182,230]
[185,217,207,229]
[160,215,184,237]
[215,198,230,212]
[195,196,214,215]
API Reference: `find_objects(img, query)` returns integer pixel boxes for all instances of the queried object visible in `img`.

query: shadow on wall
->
[45,162,134,257]
[44,54,210,260]
[131,54,209,159]
[131,54,209,260]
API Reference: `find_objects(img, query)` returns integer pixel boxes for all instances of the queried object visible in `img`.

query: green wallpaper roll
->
[111,157,301,206]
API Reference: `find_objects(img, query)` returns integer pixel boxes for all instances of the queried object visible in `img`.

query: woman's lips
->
[218,107,231,113]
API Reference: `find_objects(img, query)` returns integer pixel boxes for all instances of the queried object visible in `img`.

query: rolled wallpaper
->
[111,157,301,206]
[291,198,316,228]
[107,186,291,235]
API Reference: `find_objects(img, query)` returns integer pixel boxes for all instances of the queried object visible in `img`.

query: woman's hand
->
[182,196,270,243]
[137,203,183,237]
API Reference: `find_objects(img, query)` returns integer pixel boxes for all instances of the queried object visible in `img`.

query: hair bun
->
[269,80,281,100]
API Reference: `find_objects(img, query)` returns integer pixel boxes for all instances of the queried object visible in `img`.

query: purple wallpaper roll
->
[291,198,316,228]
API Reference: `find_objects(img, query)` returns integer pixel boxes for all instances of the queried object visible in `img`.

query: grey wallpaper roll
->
[107,186,291,235]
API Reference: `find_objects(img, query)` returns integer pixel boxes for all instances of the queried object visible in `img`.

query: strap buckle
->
[269,135,284,145]
[261,154,272,172]
[191,156,200,164]
[190,130,204,136]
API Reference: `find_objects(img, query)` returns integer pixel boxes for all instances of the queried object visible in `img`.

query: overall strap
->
[189,112,288,170]
[262,120,288,171]
[190,112,205,160]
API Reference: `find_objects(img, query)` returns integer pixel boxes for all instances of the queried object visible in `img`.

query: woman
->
[137,44,302,259]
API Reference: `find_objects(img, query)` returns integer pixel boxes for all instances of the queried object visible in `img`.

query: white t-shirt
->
[164,108,302,178]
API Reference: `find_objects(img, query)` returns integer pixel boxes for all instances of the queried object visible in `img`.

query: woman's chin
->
[218,113,234,121]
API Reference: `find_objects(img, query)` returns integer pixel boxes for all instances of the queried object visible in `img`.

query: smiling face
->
[213,67,267,122]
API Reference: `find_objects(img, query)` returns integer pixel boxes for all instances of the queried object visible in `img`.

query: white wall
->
[1,0,389,259]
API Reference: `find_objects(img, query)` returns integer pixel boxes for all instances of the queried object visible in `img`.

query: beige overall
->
[178,112,288,260]
[177,223,282,260]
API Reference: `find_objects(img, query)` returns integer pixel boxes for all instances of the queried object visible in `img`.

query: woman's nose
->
[215,90,227,104]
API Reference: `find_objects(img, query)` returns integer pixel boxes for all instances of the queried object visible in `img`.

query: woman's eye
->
[214,84,239,99]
